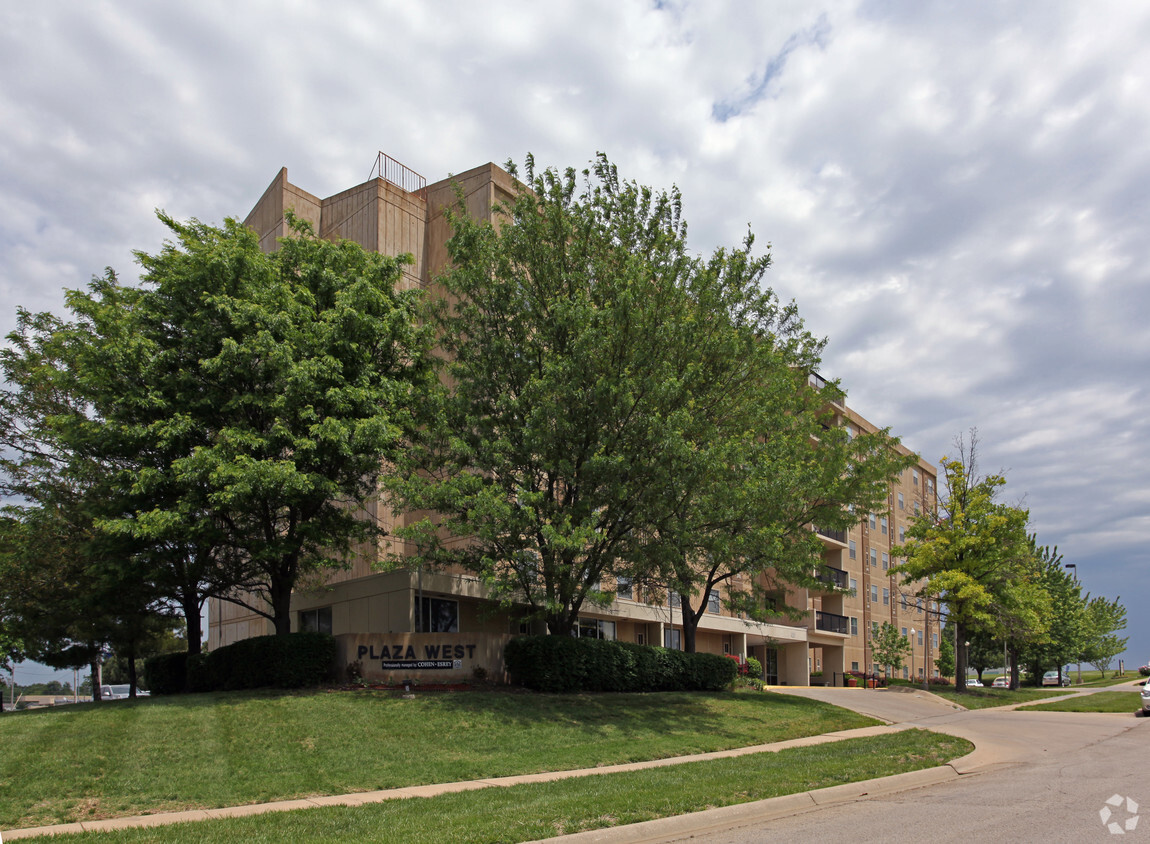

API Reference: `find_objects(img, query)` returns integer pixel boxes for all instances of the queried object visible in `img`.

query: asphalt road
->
[553,686,1149,844]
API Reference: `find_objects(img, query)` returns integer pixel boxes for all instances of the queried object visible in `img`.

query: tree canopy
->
[387,154,915,642]
[1,213,433,649]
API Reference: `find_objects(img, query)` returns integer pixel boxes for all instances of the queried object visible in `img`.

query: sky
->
[1,0,1147,681]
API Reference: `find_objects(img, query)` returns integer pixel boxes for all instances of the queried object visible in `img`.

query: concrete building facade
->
[208,155,939,686]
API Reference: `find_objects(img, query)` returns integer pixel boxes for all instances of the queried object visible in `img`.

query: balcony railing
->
[368,152,428,200]
[814,525,847,544]
[815,565,848,590]
[815,610,849,635]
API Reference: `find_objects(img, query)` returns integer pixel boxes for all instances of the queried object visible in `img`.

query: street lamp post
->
[1066,563,1081,684]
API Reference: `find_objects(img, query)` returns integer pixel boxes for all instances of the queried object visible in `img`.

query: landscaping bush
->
[504,635,737,693]
[143,651,189,695]
[208,632,338,690]
[157,633,338,694]
[1139,665,1149,677]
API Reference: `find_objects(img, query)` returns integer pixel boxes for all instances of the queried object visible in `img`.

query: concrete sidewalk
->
[1,722,910,840]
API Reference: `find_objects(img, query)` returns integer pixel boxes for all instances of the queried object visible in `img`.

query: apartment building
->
[208,154,938,685]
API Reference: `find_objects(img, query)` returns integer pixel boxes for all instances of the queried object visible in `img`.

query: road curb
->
[523,764,963,844]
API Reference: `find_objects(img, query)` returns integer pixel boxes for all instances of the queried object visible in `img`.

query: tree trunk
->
[955,622,968,692]
[92,659,103,701]
[681,596,701,654]
[127,641,138,699]
[182,590,203,656]
[1008,648,1019,690]
[271,577,294,636]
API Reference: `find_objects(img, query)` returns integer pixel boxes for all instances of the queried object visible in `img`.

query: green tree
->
[388,154,911,640]
[1016,542,1081,686]
[893,432,1038,692]
[873,622,912,680]
[1080,595,1127,678]
[3,214,433,639]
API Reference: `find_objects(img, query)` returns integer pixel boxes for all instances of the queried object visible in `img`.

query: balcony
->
[814,610,849,635]
[815,565,848,590]
[814,525,847,544]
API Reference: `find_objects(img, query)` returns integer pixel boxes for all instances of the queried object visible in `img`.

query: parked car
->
[1141,679,1150,715]
[1041,670,1071,687]
[991,676,1010,688]
[966,677,983,687]
[100,684,150,699]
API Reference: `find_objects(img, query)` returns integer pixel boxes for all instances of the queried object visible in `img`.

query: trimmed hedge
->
[143,633,338,695]
[144,651,189,695]
[504,635,737,693]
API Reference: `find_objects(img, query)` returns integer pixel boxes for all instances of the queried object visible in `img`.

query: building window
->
[917,630,924,646]
[916,597,923,613]
[899,525,906,543]
[869,513,877,529]
[882,588,890,606]
[914,501,921,515]
[933,633,939,649]
[870,548,878,567]
[901,626,908,638]
[850,617,858,636]
[927,478,935,494]
[664,629,681,650]
[616,576,633,601]
[901,594,908,611]
[874,663,880,675]
[670,591,681,608]
[871,621,879,637]
[852,661,859,671]
[417,597,459,633]
[881,517,888,535]
[849,577,857,594]
[882,552,890,571]
[913,469,920,487]
[898,493,904,510]
[577,618,616,640]
[849,540,857,559]
[299,606,332,634]
[636,631,646,645]
[706,588,721,614]
[903,666,909,679]
[871,585,878,603]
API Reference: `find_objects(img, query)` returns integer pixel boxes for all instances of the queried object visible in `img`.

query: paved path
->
[542,686,1148,844]
[5,686,1144,841]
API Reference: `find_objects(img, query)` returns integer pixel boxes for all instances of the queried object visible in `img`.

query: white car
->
[1141,679,1150,716]
[966,677,983,687]
[991,676,1009,688]
[100,684,150,700]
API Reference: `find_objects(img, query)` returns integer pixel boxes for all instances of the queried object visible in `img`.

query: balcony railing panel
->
[815,525,847,544]
[815,610,849,634]
[815,565,848,590]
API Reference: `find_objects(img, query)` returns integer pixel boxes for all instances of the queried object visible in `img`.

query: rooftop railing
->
[369,152,428,200]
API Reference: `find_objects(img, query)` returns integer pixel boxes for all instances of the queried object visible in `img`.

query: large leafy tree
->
[892,432,1039,691]
[2,214,433,638]
[389,154,913,641]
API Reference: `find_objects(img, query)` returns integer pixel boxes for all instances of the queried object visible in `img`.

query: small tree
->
[936,633,955,678]
[1081,596,1128,678]
[873,622,912,680]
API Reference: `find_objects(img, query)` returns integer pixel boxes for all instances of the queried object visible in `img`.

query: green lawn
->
[0,688,879,830]
[928,686,1075,710]
[15,730,972,843]
[1016,692,1143,713]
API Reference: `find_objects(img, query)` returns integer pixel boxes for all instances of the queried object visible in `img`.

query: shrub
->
[1139,665,1149,677]
[744,656,763,678]
[504,635,736,693]
[157,633,338,694]
[143,652,189,695]
[208,632,338,690]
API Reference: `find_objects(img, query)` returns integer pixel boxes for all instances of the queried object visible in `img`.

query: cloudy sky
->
[2,0,1147,678]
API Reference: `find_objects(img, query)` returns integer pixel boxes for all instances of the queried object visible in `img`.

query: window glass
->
[882,588,890,605]
[616,576,633,601]
[416,597,459,633]
[849,540,857,559]
[664,629,681,650]
[707,588,721,614]
[871,585,878,603]
[299,606,332,634]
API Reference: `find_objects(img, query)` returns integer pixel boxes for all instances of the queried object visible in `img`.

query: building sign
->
[357,642,477,671]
